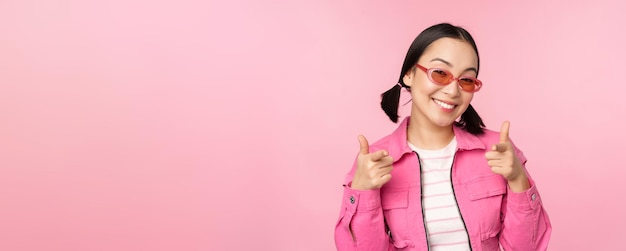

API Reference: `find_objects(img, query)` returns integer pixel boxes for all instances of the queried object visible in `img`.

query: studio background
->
[1,0,624,250]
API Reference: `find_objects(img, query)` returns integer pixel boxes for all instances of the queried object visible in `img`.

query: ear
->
[402,70,414,87]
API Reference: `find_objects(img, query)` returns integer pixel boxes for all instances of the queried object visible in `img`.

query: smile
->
[433,99,457,110]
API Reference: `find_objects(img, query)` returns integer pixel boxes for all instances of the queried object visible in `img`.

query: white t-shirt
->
[409,138,471,251]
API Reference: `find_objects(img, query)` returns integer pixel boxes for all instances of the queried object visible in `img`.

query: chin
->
[431,118,457,128]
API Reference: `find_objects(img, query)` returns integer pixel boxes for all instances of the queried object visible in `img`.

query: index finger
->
[369,149,389,161]
[499,121,510,143]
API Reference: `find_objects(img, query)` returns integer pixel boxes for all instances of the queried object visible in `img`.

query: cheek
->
[462,93,474,104]
[412,81,439,97]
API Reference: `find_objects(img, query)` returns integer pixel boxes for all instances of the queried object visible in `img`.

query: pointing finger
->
[493,142,508,153]
[373,156,393,168]
[369,149,389,161]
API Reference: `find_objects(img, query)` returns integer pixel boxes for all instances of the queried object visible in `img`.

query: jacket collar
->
[387,117,486,162]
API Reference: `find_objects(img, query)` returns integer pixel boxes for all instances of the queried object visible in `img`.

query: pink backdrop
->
[1,0,624,250]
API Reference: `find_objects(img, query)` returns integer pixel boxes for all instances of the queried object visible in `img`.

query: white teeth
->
[434,99,455,109]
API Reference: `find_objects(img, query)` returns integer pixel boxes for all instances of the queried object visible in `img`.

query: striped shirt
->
[409,138,470,251]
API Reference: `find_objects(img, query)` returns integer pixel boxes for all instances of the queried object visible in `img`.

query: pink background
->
[1,0,624,250]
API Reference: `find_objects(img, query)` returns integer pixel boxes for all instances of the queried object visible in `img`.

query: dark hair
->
[380,23,485,135]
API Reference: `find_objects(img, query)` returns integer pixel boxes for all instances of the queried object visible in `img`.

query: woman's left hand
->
[485,121,530,192]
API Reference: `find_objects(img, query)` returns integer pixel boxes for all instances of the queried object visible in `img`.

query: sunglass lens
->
[430,69,451,85]
[459,78,476,91]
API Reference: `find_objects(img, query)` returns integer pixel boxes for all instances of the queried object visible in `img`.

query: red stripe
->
[425,216,460,223]
[429,228,466,236]
[423,180,450,186]
[422,168,450,174]
[424,204,456,211]
[422,192,452,198]
[430,241,469,247]
[420,155,454,160]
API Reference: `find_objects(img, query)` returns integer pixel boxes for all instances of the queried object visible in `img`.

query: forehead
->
[419,37,478,68]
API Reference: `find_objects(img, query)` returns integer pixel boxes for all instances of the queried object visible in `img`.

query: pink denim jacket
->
[334,117,552,250]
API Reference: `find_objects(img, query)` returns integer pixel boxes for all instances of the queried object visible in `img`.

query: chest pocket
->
[466,175,506,241]
[381,190,408,209]
[381,189,412,249]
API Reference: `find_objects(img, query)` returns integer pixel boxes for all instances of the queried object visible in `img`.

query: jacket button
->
[531,193,537,201]
[349,196,355,204]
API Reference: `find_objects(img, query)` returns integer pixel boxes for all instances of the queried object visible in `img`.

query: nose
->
[441,78,461,96]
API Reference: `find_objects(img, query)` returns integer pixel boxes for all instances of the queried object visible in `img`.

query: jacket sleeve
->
[499,149,552,251]
[334,159,391,251]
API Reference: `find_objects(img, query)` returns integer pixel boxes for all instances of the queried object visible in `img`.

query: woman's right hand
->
[350,135,394,190]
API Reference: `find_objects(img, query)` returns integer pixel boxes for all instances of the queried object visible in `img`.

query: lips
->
[433,98,457,110]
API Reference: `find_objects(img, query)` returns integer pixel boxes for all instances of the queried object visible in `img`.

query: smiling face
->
[403,37,479,129]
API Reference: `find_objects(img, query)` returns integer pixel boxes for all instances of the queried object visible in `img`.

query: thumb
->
[358,135,370,155]
[499,121,511,143]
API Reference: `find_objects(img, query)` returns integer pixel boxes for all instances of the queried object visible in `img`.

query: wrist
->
[507,173,530,192]
[349,179,367,190]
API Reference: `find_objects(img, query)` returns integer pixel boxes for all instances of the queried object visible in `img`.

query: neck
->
[407,116,455,150]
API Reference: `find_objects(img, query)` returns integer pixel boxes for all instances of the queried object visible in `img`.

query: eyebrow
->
[430,58,478,73]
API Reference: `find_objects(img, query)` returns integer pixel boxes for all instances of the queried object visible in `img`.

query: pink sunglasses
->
[416,64,483,92]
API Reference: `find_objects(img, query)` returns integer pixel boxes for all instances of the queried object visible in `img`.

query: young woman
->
[334,23,552,251]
